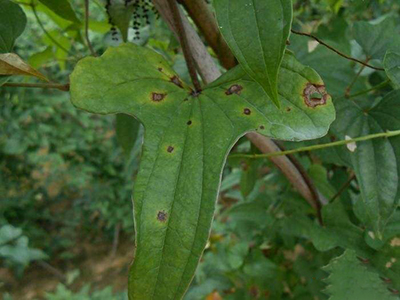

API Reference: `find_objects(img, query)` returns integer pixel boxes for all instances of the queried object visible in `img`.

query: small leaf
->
[38,0,80,24]
[116,114,141,157]
[0,53,48,81]
[214,0,293,107]
[323,249,394,300]
[107,1,135,42]
[384,51,400,88]
[69,43,334,299]
[0,0,27,54]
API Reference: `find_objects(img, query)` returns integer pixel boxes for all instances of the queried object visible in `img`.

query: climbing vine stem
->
[230,130,400,159]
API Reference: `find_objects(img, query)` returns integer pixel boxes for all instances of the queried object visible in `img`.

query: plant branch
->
[345,58,369,97]
[178,0,236,69]
[230,130,400,160]
[84,0,97,57]
[291,29,384,71]
[166,0,201,92]
[330,173,356,202]
[31,2,76,58]
[3,82,70,91]
[347,79,391,99]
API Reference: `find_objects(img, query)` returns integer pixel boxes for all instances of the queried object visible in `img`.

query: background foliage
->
[1,0,400,299]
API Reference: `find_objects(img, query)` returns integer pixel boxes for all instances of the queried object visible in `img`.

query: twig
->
[3,82,70,91]
[286,151,323,225]
[345,58,369,98]
[330,173,356,202]
[84,0,97,57]
[31,2,77,58]
[110,223,121,257]
[36,260,67,283]
[290,29,384,71]
[347,79,391,99]
[230,130,400,160]
[166,0,201,92]
[178,0,236,69]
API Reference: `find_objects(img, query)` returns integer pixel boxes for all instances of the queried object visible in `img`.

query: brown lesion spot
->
[226,84,243,96]
[157,67,163,72]
[167,146,174,153]
[157,210,168,222]
[303,83,329,108]
[151,92,166,102]
[259,125,265,130]
[286,107,292,112]
[187,120,192,125]
[170,76,183,88]
[243,108,251,115]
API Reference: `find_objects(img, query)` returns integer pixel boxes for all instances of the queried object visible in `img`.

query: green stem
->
[230,130,400,159]
[347,79,391,99]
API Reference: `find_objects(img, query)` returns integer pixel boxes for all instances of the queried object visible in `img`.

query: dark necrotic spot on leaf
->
[286,107,291,112]
[225,84,243,96]
[243,108,251,115]
[303,83,328,108]
[167,146,174,153]
[187,120,192,125]
[157,67,163,72]
[157,210,167,222]
[170,76,183,88]
[259,125,265,130]
[151,92,166,102]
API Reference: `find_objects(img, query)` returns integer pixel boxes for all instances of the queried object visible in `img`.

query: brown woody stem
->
[166,0,202,92]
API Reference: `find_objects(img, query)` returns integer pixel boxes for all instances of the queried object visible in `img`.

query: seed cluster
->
[105,0,157,41]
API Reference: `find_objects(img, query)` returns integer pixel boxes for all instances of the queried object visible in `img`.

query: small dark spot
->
[170,76,183,88]
[243,108,251,115]
[286,107,291,112]
[157,210,167,222]
[187,120,192,125]
[303,83,329,108]
[157,67,163,72]
[183,98,189,102]
[226,84,243,96]
[151,92,166,102]
[167,146,174,153]
[259,125,265,130]
[286,40,291,46]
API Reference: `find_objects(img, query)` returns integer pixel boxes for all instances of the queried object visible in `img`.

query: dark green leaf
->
[116,114,141,157]
[332,91,400,235]
[323,249,394,300]
[38,0,80,24]
[69,43,334,299]
[214,0,293,107]
[353,16,400,61]
[0,0,27,53]
[384,51,400,88]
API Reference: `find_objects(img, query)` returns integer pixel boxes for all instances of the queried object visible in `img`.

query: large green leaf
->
[214,0,293,107]
[38,0,80,24]
[323,249,394,300]
[332,91,400,236]
[384,51,400,88]
[0,0,27,53]
[69,43,334,299]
